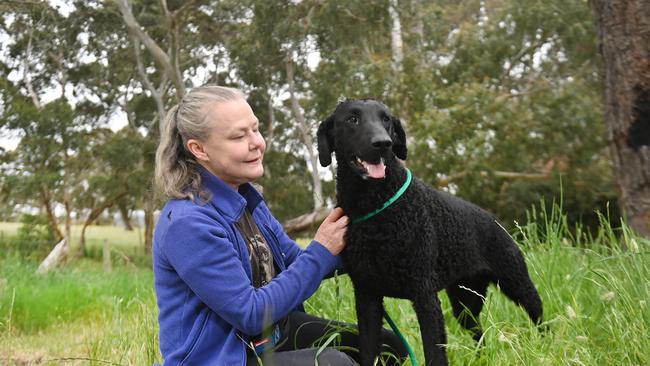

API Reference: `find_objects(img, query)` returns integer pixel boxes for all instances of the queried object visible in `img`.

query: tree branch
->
[85,188,130,225]
[285,57,323,210]
[436,170,552,188]
[131,37,166,130]
[114,0,184,97]
[23,26,42,110]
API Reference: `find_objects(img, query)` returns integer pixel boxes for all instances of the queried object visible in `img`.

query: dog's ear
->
[317,115,335,167]
[391,117,408,160]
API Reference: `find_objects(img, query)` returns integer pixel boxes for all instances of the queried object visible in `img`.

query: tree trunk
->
[78,223,89,258]
[60,149,72,263]
[114,0,185,99]
[590,0,650,237]
[37,239,67,274]
[283,206,329,235]
[63,198,71,263]
[264,94,276,180]
[76,190,129,258]
[143,190,155,254]
[40,186,63,242]
[285,58,324,210]
[388,0,404,72]
[131,37,169,133]
[266,94,275,148]
[118,202,134,231]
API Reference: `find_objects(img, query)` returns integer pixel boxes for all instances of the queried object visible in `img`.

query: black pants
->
[247,311,409,366]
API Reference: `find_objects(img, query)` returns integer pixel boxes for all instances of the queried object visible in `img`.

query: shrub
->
[1,214,56,261]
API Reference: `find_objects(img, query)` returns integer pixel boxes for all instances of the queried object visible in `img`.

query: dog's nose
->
[371,137,392,149]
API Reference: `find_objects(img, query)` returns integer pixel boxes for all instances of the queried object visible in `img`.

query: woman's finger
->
[327,207,345,222]
[337,215,349,227]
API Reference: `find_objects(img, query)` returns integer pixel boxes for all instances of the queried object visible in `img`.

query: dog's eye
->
[382,115,391,123]
[346,116,359,124]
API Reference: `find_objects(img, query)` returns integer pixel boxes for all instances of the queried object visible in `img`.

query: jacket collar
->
[198,166,264,222]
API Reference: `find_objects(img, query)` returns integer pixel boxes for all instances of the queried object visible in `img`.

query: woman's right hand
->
[314,207,349,256]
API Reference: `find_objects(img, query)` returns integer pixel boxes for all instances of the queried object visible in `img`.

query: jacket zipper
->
[179,312,211,365]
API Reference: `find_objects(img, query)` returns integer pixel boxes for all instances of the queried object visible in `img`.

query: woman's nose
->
[250,131,265,150]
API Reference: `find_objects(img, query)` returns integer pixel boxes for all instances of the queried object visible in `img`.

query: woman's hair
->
[155,85,245,200]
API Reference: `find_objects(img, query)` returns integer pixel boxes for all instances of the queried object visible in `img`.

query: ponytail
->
[154,85,245,201]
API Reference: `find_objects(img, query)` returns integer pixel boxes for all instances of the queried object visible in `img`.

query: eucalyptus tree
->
[0,2,98,264]
[72,127,148,257]
[301,0,613,228]
[0,1,152,264]
[225,1,329,213]
[110,0,241,252]
[404,0,612,226]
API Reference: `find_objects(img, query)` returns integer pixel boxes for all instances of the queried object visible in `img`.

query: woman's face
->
[189,98,266,189]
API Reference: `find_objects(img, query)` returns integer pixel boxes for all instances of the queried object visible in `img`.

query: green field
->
[1,209,649,365]
[0,222,146,255]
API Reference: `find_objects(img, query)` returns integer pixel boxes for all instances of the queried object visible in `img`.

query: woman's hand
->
[314,207,349,255]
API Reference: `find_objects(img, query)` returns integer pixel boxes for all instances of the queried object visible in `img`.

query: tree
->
[111,0,240,252]
[0,0,631,248]
[73,127,145,257]
[0,3,94,266]
[589,0,650,237]
[226,1,328,212]
[397,0,613,228]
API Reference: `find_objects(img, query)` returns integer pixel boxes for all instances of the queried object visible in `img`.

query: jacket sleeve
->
[161,214,339,336]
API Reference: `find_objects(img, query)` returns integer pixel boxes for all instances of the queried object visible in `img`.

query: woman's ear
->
[391,117,408,160]
[317,116,335,167]
[186,139,209,162]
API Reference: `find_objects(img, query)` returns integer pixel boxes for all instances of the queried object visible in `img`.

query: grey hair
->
[154,85,245,201]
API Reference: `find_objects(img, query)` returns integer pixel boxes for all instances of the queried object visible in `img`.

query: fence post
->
[103,239,112,273]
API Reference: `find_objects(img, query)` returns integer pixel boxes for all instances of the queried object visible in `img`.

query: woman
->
[153,85,406,365]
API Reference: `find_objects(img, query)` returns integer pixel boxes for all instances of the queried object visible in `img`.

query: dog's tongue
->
[362,160,386,179]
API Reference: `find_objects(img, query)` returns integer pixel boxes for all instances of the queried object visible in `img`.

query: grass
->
[0,222,142,244]
[0,221,145,258]
[0,258,157,365]
[307,241,650,365]
[0,204,649,365]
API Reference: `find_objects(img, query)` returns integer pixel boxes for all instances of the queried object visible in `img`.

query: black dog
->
[317,99,543,366]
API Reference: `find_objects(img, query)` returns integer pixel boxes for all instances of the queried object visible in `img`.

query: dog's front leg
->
[413,293,448,366]
[354,288,384,366]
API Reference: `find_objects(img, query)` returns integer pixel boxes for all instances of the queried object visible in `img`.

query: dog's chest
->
[342,224,429,298]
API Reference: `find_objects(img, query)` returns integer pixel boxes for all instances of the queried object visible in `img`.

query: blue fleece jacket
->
[153,169,340,365]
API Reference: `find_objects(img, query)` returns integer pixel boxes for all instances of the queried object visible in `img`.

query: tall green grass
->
[0,258,159,365]
[307,202,650,365]
[0,202,648,365]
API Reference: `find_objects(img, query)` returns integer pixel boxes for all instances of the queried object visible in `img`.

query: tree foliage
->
[0,0,626,256]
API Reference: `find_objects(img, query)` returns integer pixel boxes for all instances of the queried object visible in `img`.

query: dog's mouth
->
[351,156,386,179]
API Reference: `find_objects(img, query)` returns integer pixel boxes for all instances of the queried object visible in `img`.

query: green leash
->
[383,309,419,366]
[350,169,418,366]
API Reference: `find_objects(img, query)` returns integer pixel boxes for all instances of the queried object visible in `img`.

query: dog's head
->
[317,99,407,180]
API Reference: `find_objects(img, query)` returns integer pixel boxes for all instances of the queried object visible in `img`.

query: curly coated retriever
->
[317,99,544,366]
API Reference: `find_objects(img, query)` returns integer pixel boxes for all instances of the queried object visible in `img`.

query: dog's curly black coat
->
[317,99,544,366]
